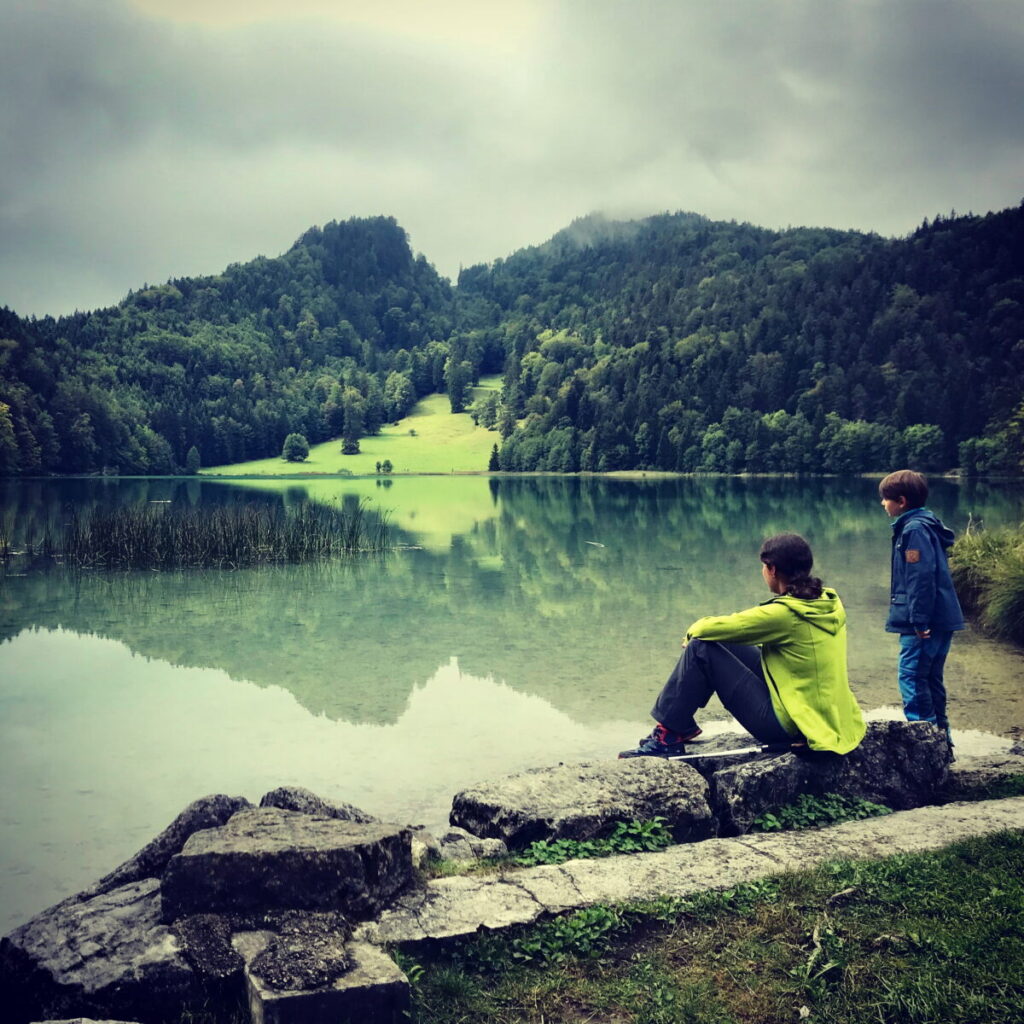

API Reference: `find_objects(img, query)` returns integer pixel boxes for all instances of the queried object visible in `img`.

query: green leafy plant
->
[512,818,673,866]
[751,793,892,833]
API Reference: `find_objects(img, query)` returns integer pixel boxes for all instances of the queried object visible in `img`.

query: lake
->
[2,474,1023,934]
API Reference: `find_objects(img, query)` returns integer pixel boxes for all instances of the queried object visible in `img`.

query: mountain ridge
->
[1,203,1022,476]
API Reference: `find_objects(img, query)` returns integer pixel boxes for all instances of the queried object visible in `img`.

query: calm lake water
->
[2,474,1023,933]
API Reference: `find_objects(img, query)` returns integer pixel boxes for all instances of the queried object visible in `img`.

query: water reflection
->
[2,475,1023,933]
[2,476,1022,728]
[0,628,642,933]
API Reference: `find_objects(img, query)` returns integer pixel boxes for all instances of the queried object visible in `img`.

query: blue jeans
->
[897,632,954,731]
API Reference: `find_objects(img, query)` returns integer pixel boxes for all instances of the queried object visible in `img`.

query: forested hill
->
[456,206,1024,473]
[1,206,1022,476]
[0,217,483,474]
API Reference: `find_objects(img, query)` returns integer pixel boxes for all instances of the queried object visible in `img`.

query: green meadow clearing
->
[204,377,501,477]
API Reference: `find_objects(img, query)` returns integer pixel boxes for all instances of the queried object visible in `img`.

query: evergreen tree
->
[185,445,201,474]
[282,433,310,462]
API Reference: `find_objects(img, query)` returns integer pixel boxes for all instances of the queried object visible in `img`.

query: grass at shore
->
[401,829,1024,1024]
[951,523,1024,645]
[203,377,502,476]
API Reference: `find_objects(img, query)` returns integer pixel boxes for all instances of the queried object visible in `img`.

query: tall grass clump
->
[950,522,1024,644]
[60,501,389,569]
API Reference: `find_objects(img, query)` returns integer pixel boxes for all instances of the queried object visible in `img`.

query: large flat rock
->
[450,759,715,849]
[160,808,412,922]
[359,796,1024,947]
[1,880,197,1024]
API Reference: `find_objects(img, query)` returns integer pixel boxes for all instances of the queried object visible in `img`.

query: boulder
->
[940,752,1024,802]
[73,795,251,905]
[259,787,378,824]
[0,880,198,1024]
[449,759,715,849]
[1009,739,1024,757]
[710,720,950,835]
[160,808,412,922]
[437,827,508,862]
[407,826,443,868]
[233,930,409,1024]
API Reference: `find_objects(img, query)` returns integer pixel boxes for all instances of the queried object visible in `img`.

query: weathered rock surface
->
[1,880,198,1024]
[1008,739,1024,757]
[75,794,252,904]
[259,786,378,824]
[940,752,1024,801]
[710,720,950,834]
[450,759,715,849]
[437,826,508,861]
[234,931,408,1024]
[161,808,412,922]
[408,826,443,868]
[360,796,1024,948]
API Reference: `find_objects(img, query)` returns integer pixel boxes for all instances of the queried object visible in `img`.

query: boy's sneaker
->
[618,724,702,759]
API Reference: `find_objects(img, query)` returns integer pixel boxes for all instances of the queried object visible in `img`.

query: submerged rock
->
[450,758,715,849]
[160,807,413,922]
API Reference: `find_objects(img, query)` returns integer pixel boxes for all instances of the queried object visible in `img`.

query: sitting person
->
[621,533,866,758]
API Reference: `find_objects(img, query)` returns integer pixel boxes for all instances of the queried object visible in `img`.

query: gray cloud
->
[1,0,1021,317]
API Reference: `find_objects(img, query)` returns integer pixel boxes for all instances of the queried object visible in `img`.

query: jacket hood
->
[892,507,956,549]
[765,588,844,635]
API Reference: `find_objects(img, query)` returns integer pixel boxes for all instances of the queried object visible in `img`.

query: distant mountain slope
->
[456,206,1024,472]
[1,205,1022,476]
[0,217,463,473]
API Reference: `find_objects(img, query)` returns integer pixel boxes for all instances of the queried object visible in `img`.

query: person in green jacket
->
[620,533,866,758]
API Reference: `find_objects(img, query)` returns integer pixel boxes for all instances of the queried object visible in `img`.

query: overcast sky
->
[2,0,1022,318]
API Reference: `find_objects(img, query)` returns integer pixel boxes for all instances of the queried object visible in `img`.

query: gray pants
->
[651,638,795,744]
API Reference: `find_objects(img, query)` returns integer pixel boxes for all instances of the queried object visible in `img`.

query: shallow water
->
[1,474,1022,933]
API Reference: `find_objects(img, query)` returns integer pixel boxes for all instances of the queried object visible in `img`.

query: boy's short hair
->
[879,469,928,508]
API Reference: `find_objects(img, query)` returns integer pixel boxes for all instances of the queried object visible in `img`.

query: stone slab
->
[358,796,1024,947]
[2,879,196,1024]
[450,758,715,849]
[161,808,412,922]
[234,932,408,1024]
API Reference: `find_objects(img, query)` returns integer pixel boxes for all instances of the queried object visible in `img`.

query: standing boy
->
[879,470,964,739]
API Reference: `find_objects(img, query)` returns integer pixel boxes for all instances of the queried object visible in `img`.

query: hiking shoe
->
[618,724,702,759]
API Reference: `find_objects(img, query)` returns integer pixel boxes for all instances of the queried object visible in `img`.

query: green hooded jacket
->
[685,588,866,754]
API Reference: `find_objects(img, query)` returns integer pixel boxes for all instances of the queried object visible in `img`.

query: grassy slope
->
[203,377,502,476]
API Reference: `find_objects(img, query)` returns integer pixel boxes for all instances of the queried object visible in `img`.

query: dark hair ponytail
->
[759,533,824,600]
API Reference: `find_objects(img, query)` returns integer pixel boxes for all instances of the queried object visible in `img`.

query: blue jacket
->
[886,507,965,634]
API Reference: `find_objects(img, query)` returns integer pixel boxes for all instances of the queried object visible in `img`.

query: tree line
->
[1,205,1022,476]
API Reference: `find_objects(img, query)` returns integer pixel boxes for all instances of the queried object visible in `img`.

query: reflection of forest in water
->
[2,475,1023,728]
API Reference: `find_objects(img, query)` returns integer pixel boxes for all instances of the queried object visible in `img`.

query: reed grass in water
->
[47,501,390,569]
[950,522,1024,644]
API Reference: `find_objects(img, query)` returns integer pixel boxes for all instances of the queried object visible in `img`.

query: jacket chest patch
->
[904,548,921,563]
